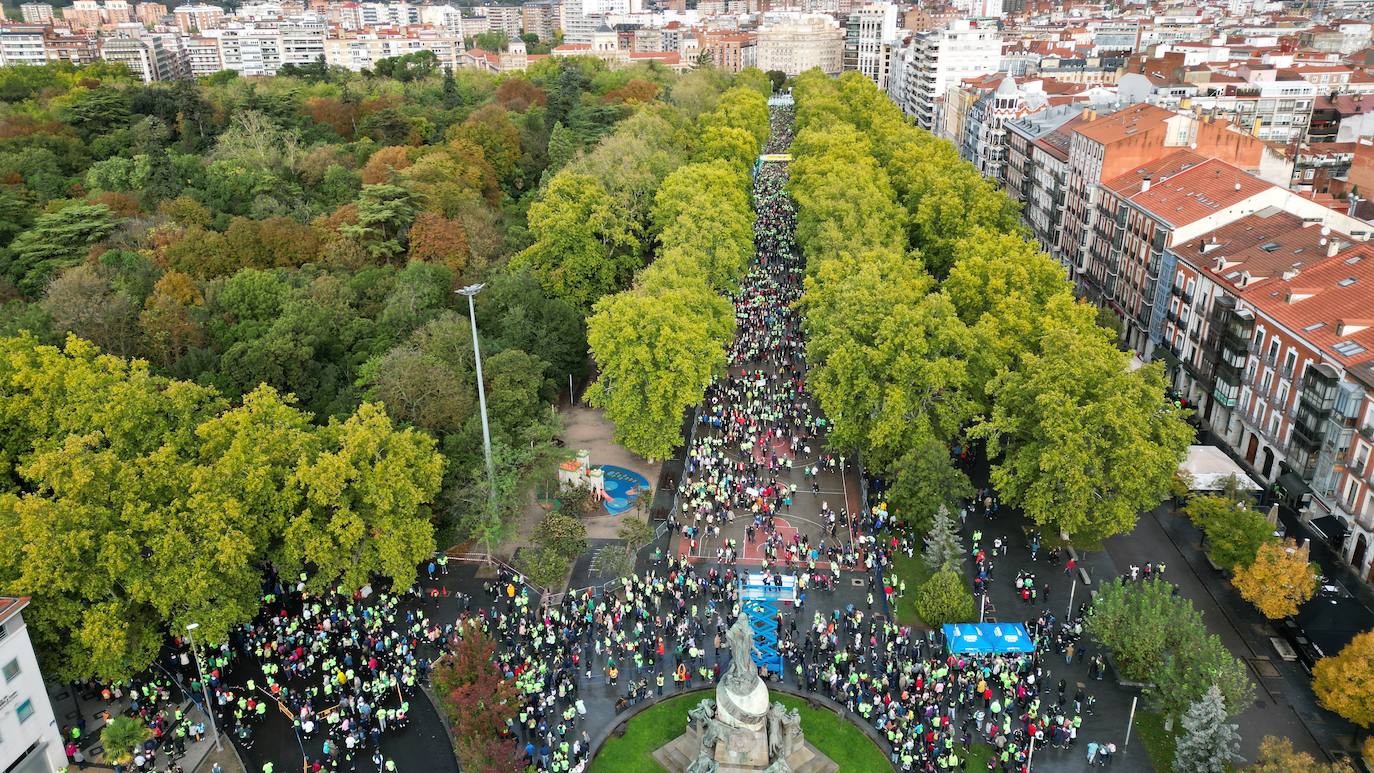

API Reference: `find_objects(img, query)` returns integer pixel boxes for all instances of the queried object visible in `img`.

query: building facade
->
[0,598,66,773]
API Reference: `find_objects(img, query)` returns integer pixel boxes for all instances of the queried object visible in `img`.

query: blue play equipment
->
[942,623,1035,654]
[597,464,649,515]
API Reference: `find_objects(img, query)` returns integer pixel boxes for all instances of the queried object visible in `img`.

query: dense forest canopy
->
[0,55,771,681]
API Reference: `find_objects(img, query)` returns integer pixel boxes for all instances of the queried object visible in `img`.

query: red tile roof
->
[1074,103,1176,145]
[1104,149,1208,196]
[1123,158,1276,227]
[1243,242,1374,370]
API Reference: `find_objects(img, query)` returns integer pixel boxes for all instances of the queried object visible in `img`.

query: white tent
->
[1179,445,1263,493]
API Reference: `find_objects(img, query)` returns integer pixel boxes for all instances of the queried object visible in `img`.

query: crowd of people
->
[66,100,1132,773]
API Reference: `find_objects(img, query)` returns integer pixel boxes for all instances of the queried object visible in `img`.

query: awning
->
[1179,445,1262,492]
[943,623,1036,654]
[1154,347,1182,370]
[1307,515,1348,544]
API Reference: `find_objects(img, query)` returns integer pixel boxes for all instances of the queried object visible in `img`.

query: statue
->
[698,715,727,757]
[685,753,718,773]
[762,759,792,773]
[767,702,785,758]
[723,616,760,693]
[687,699,716,734]
[779,706,803,758]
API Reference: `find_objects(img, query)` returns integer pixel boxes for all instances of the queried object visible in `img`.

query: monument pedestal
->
[653,726,838,773]
[651,618,841,773]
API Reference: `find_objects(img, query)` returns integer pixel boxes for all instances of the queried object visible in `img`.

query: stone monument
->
[653,618,838,773]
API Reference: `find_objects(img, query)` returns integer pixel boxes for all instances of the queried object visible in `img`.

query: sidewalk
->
[46,678,248,773]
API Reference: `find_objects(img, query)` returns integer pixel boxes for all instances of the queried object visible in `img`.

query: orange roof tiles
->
[1074,103,1176,145]
[1243,242,1374,369]
[1104,149,1208,196]
[1124,158,1275,227]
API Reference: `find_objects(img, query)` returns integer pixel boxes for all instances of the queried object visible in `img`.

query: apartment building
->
[521,2,556,42]
[324,27,463,71]
[18,3,54,24]
[1005,103,1090,256]
[842,2,897,90]
[101,31,187,81]
[755,14,843,76]
[0,598,67,773]
[482,5,523,39]
[0,25,49,66]
[886,20,1001,132]
[173,3,226,33]
[1057,105,1293,286]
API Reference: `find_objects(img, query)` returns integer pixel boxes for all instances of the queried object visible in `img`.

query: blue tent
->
[942,623,1035,654]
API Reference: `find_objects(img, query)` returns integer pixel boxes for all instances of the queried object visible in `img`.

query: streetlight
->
[457,283,498,517]
[184,623,221,751]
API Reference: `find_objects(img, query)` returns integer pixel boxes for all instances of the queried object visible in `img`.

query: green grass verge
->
[889,551,932,627]
[1134,709,1176,772]
[965,742,995,771]
[588,692,891,772]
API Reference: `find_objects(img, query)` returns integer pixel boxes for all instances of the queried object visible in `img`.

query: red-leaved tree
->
[432,621,523,771]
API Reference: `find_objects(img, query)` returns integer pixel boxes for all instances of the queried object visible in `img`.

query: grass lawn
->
[1134,709,1176,772]
[965,742,995,771]
[589,692,891,772]
[889,550,932,626]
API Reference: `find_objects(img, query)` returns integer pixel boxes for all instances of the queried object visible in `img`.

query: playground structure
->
[558,449,650,516]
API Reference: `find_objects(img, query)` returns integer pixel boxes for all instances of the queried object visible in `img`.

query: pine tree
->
[1173,685,1243,773]
[923,504,964,574]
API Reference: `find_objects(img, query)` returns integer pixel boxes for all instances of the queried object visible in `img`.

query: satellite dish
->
[1322,226,1331,236]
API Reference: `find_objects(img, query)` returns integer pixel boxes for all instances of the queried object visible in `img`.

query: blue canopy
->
[942,623,1035,654]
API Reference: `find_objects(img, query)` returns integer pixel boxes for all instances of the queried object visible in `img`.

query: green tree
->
[341,184,417,263]
[1086,577,1202,682]
[100,716,152,766]
[283,402,444,593]
[535,512,587,560]
[1173,686,1243,773]
[4,204,119,296]
[974,323,1192,541]
[922,505,963,575]
[913,570,975,628]
[587,284,730,460]
[1186,493,1274,571]
[514,172,641,313]
[886,439,973,533]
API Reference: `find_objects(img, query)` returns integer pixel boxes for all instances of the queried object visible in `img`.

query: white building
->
[172,3,224,33]
[842,3,897,90]
[101,31,187,81]
[0,598,66,773]
[418,4,464,38]
[887,19,1001,131]
[18,3,54,24]
[756,13,843,76]
[0,27,49,67]
[323,28,463,72]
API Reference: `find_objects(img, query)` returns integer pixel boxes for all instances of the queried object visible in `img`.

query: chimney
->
[1350,193,1361,217]
[1141,175,1152,192]
[1328,238,1343,257]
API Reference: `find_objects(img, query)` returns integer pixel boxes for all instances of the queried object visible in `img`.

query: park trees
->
[1173,686,1243,773]
[0,335,446,681]
[973,321,1192,542]
[922,505,962,574]
[1185,493,1273,571]
[1232,539,1318,619]
[1087,578,1254,719]
[1251,736,1354,773]
[513,172,640,313]
[1312,629,1374,728]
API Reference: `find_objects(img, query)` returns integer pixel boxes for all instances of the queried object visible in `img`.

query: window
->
[1347,479,1360,510]
[15,699,33,722]
[1,659,16,683]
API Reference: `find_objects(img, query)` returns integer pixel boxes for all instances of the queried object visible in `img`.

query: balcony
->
[1170,283,1183,297]
[1166,309,1179,324]
[1281,364,1294,381]
[1181,290,1194,305]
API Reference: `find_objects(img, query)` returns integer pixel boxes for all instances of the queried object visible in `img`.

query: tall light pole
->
[184,623,222,751]
[457,284,498,515]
